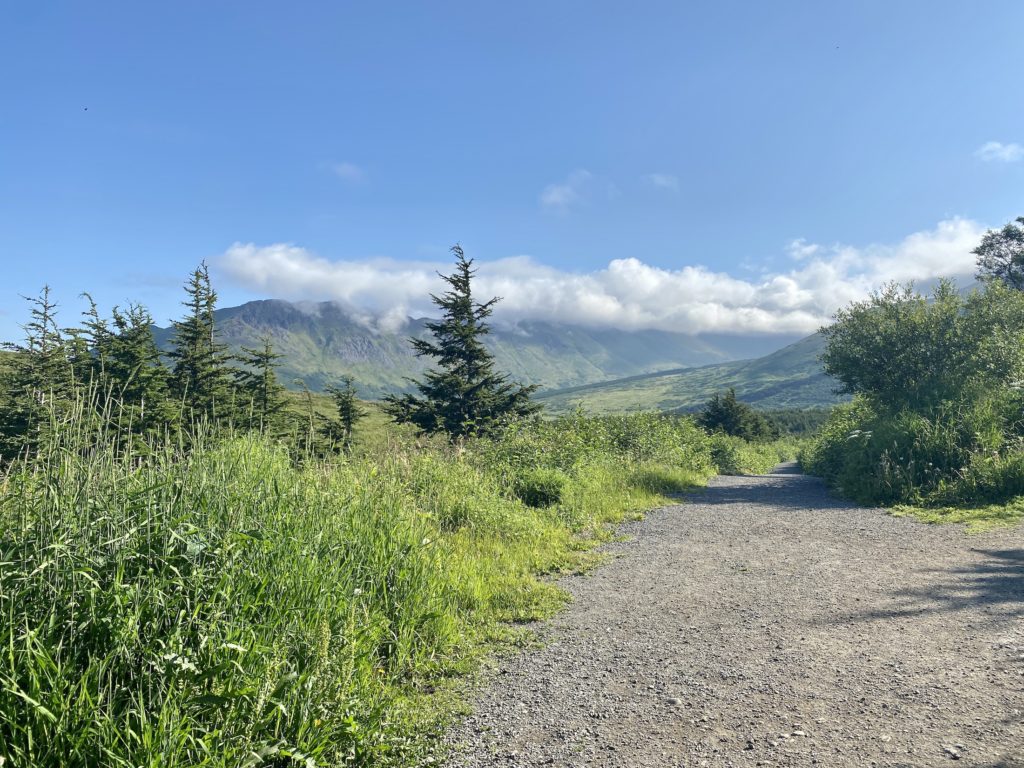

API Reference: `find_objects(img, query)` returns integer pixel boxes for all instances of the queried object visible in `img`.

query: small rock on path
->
[445,463,1024,767]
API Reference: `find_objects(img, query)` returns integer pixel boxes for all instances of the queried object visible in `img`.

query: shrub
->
[513,467,568,508]
[708,432,793,475]
[802,395,1020,506]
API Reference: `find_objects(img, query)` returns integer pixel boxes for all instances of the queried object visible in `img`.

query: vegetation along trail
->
[446,464,1024,767]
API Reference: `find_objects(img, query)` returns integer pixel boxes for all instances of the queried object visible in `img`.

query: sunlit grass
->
[890,499,1024,533]
[0,407,763,766]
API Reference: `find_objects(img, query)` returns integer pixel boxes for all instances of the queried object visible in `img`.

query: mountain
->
[152,299,802,399]
[535,332,846,413]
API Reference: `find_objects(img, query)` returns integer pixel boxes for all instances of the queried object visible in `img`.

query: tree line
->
[0,246,541,461]
[0,263,363,460]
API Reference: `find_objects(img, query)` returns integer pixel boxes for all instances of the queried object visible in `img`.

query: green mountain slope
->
[152,300,802,399]
[536,333,846,413]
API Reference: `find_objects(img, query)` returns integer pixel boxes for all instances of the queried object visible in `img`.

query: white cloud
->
[644,173,679,191]
[787,238,820,260]
[539,169,602,212]
[219,217,986,336]
[332,161,365,181]
[975,141,1024,163]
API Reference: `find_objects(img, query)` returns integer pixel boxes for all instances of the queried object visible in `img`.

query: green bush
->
[708,433,795,475]
[513,467,568,508]
[804,274,1024,511]
[802,394,1024,506]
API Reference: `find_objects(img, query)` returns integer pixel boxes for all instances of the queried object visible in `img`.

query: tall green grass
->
[1,408,785,766]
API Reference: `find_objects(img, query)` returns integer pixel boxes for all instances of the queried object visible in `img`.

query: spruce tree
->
[233,336,287,432]
[78,294,113,388]
[697,388,779,442]
[324,375,363,451]
[168,263,232,421]
[0,287,75,457]
[383,245,539,439]
[106,304,173,432]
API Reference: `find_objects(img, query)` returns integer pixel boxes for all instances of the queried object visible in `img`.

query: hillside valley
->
[152,299,804,399]
[537,332,845,413]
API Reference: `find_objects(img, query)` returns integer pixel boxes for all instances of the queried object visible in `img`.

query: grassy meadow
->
[0,403,794,767]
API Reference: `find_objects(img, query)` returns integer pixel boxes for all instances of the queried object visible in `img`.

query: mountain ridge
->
[536,332,845,413]
[151,298,804,399]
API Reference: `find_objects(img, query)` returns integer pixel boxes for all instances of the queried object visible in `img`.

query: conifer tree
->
[697,388,779,442]
[234,336,287,432]
[383,245,539,439]
[78,294,113,388]
[0,287,75,457]
[324,375,363,451]
[168,263,232,420]
[106,304,173,431]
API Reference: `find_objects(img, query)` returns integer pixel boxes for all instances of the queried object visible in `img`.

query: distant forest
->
[0,263,361,460]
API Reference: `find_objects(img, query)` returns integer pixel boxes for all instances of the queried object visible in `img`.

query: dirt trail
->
[445,464,1024,767]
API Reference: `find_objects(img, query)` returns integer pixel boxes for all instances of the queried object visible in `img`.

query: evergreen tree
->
[0,288,75,457]
[78,294,113,388]
[168,263,232,421]
[323,375,363,451]
[106,304,173,432]
[233,336,287,432]
[697,388,779,442]
[383,245,540,439]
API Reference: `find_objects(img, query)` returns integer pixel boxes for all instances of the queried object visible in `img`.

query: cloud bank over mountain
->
[220,217,985,336]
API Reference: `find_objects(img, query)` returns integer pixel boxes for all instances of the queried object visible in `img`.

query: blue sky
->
[1,1,1022,340]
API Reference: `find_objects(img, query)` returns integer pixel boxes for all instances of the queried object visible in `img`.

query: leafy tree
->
[820,279,1024,413]
[323,375,364,451]
[697,388,779,442]
[383,245,540,439]
[975,215,1024,290]
[234,337,287,432]
[168,263,232,420]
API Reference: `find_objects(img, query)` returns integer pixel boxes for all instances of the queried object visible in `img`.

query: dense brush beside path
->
[0,410,790,766]
[446,464,1024,767]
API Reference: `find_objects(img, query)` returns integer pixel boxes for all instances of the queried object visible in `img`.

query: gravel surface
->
[444,464,1024,767]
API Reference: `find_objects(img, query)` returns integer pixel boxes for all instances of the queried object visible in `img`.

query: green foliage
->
[707,432,796,476]
[697,388,780,442]
[384,246,539,439]
[891,498,1024,533]
[513,467,568,508]
[103,303,175,433]
[975,215,1024,290]
[0,270,378,460]
[805,274,1024,512]
[0,408,715,766]
[0,287,78,458]
[168,263,234,421]
[233,336,288,432]
[821,279,1024,414]
[323,375,364,451]
[760,406,833,436]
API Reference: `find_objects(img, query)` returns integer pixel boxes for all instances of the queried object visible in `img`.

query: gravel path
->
[444,464,1024,767]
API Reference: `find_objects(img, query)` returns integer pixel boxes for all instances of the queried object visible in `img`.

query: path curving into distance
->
[445,463,1024,767]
